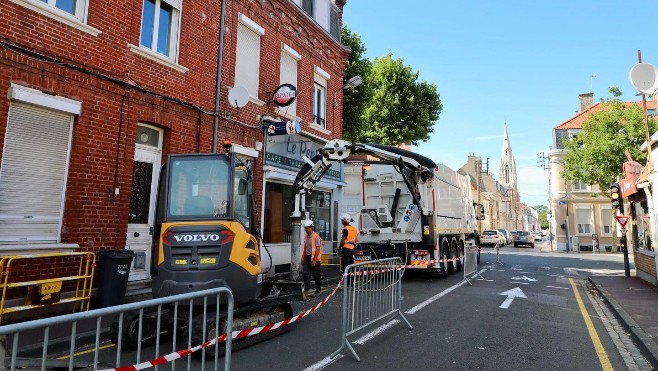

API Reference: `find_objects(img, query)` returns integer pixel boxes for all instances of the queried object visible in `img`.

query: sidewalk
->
[588,275,658,369]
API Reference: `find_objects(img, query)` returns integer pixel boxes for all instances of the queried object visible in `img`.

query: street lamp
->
[343,75,363,90]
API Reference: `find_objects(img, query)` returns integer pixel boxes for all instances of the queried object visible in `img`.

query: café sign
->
[272,84,297,107]
[265,135,342,181]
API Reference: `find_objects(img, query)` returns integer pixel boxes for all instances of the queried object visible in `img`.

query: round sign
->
[272,84,297,107]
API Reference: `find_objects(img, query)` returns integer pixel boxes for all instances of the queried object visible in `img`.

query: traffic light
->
[610,182,624,212]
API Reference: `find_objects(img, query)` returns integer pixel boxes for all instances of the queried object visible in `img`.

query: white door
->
[126,124,163,281]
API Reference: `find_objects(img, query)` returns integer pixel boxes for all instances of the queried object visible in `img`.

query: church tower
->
[499,124,517,187]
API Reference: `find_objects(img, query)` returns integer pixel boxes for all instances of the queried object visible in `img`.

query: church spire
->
[499,124,517,187]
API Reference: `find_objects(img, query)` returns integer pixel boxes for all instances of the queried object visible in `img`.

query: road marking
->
[499,287,527,309]
[564,268,579,276]
[303,354,344,371]
[569,278,613,371]
[405,269,486,314]
[56,344,116,360]
[546,285,569,290]
[511,276,537,282]
[511,282,530,285]
[354,319,401,345]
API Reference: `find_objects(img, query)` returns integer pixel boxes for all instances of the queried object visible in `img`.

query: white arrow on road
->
[499,287,527,309]
[511,276,537,282]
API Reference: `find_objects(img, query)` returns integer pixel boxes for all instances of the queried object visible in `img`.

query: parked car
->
[531,232,542,241]
[509,230,518,242]
[497,229,511,245]
[514,230,535,248]
[481,230,503,246]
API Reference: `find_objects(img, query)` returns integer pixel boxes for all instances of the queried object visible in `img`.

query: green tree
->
[533,205,549,229]
[563,90,656,191]
[341,25,372,142]
[356,54,442,145]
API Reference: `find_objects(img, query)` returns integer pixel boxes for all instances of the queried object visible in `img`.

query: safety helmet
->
[340,213,352,223]
[303,220,314,228]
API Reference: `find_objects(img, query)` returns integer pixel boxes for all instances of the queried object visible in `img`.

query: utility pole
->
[476,157,483,233]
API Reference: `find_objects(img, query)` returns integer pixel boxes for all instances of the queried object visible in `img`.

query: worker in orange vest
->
[302,219,323,296]
[339,213,357,287]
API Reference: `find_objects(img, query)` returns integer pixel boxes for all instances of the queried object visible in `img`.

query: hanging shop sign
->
[266,120,302,137]
[265,134,343,181]
[272,84,297,107]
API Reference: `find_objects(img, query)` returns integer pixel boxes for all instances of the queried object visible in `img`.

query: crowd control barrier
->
[0,287,233,371]
[331,257,412,361]
[461,241,484,285]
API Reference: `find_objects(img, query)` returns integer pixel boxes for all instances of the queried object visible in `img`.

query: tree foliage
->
[563,95,657,191]
[340,27,442,145]
[533,205,549,229]
[341,26,372,142]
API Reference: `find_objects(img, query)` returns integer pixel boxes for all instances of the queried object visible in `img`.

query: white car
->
[531,232,542,241]
[481,230,503,246]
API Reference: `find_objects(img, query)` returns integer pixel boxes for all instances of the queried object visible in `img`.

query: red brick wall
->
[0,0,348,286]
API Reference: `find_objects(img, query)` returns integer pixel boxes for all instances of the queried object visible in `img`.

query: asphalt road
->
[32,241,647,371]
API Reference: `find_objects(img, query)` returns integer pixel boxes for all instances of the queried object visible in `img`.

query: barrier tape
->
[103,278,346,371]
[104,256,464,370]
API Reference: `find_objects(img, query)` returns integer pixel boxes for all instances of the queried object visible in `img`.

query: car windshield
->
[518,231,530,236]
[483,231,498,235]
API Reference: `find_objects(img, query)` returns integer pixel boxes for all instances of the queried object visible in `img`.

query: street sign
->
[620,228,627,235]
[615,215,630,228]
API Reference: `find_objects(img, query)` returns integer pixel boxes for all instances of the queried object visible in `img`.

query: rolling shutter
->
[235,23,260,98]
[0,102,73,243]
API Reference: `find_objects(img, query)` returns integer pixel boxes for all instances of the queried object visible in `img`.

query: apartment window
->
[235,15,264,99]
[573,180,589,192]
[140,0,181,59]
[575,207,593,235]
[33,0,87,20]
[280,45,300,117]
[301,0,314,17]
[600,207,612,236]
[329,5,340,40]
[313,67,330,128]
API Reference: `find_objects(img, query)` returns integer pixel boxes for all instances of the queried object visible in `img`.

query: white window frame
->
[575,206,593,236]
[312,66,330,130]
[138,0,183,62]
[235,13,265,102]
[572,180,590,192]
[9,0,100,36]
[599,206,613,237]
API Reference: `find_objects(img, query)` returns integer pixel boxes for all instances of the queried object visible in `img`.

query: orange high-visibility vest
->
[303,232,323,262]
[343,225,358,250]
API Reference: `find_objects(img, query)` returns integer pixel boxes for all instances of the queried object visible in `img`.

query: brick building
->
[0,0,349,294]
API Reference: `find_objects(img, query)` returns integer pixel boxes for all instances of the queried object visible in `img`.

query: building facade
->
[0,0,349,288]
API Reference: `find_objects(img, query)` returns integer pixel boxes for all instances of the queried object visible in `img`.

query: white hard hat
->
[340,213,352,223]
[303,220,314,227]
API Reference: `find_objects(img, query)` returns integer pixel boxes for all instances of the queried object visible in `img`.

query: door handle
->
[134,232,140,238]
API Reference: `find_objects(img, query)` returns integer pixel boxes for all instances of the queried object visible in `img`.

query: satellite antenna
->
[227,85,249,109]
[629,63,658,95]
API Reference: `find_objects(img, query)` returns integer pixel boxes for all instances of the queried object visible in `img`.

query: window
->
[301,0,314,17]
[34,0,86,20]
[280,45,300,117]
[575,207,593,235]
[140,0,181,59]
[235,15,264,99]
[600,207,612,236]
[313,67,330,129]
[573,180,589,192]
[329,5,340,41]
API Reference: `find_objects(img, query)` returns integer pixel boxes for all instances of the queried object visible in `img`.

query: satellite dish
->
[228,86,249,108]
[629,63,658,95]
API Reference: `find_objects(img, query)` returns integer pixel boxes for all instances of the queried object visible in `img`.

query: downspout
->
[212,0,228,153]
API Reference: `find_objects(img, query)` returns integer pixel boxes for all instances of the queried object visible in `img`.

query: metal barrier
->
[462,241,484,285]
[331,257,412,361]
[0,287,233,371]
[0,252,95,325]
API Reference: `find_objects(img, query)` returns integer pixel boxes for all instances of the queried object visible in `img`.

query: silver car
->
[481,230,503,246]
[514,230,535,248]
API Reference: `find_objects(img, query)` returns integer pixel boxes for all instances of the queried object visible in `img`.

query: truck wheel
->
[438,242,449,278]
[448,240,458,275]
[456,241,464,272]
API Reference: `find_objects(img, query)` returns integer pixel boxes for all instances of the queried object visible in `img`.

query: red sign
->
[621,159,643,197]
[272,84,297,107]
[615,215,630,228]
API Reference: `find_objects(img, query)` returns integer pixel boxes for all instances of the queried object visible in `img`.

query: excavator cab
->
[150,152,262,304]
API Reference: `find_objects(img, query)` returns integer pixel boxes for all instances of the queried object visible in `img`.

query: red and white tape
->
[103,278,345,371]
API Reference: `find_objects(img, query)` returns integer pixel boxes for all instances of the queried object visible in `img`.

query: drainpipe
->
[212,0,228,153]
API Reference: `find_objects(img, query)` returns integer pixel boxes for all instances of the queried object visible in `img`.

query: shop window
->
[264,182,332,243]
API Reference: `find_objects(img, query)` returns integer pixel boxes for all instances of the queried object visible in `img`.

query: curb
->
[588,277,658,369]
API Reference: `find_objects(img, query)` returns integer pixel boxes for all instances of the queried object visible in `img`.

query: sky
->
[342,0,658,208]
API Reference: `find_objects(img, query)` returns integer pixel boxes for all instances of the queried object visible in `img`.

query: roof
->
[554,100,657,130]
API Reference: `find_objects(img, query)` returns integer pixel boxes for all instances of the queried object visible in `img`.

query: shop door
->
[126,125,163,281]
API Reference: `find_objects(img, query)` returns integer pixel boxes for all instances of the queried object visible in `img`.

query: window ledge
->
[309,122,331,135]
[248,96,266,107]
[10,0,101,36]
[274,107,300,121]
[0,243,79,253]
[128,44,189,73]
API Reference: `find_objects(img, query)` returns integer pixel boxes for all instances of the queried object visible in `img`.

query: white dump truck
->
[292,140,484,278]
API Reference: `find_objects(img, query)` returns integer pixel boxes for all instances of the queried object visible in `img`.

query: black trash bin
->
[96,249,135,308]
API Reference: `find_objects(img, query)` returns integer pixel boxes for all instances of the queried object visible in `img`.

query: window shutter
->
[235,23,260,98]
[280,52,298,116]
[0,103,73,243]
[329,6,340,41]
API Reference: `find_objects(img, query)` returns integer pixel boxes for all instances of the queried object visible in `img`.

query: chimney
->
[578,92,594,112]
